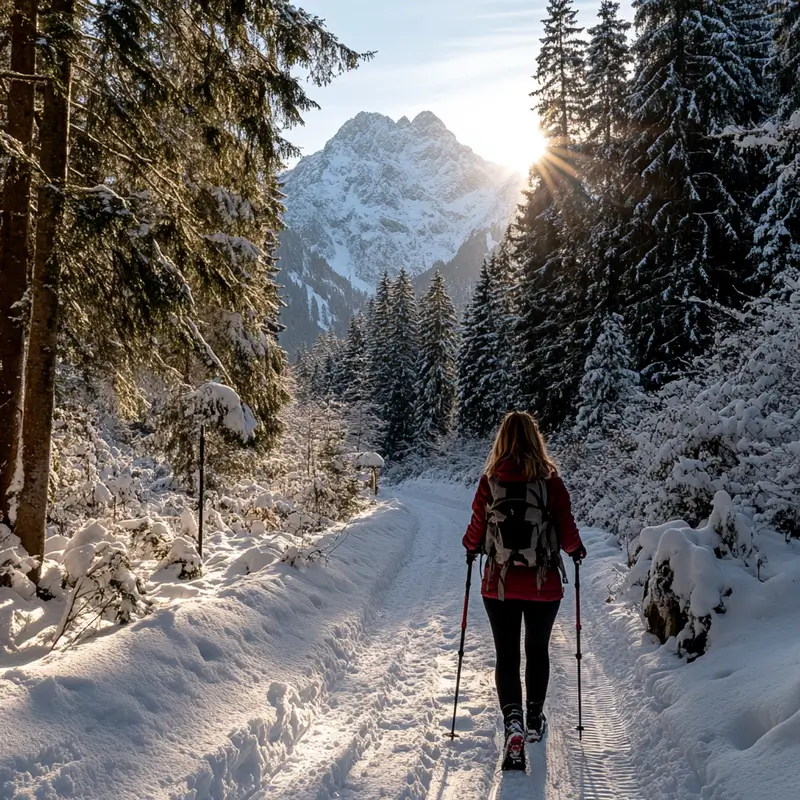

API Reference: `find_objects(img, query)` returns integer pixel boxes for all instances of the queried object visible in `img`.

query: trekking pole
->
[197,423,205,558]
[448,556,475,740]
[575,559,585,741]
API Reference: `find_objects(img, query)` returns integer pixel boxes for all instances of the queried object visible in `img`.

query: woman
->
[462,411,585,770]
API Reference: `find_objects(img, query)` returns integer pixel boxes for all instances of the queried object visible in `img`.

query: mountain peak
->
[282,110,522,289]
[411,110,448,132]
[335,111,394,140]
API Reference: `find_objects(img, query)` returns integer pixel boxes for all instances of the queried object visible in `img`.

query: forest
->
[1,0,800,797]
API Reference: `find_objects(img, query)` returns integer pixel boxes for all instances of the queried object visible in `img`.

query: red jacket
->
[462,459,583,601]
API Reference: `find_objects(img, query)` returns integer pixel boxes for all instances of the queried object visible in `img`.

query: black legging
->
[483,597,561,712]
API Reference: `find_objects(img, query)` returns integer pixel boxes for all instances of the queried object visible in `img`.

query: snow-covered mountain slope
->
[281,111,523,289]
[276,230,369,356]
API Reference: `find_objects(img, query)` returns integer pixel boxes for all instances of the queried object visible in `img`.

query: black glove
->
[568,544,587,564]
[466,551,479,565]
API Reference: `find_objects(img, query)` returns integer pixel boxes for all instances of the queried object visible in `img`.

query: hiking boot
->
[501,704,526,771]
[526,702,547,743]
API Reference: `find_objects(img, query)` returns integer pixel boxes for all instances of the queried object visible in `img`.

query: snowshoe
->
[501,705,526,771]
[525,708,547,743]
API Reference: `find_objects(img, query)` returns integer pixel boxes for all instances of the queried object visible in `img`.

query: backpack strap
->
[498,561,510,601]
[529,479,568,586]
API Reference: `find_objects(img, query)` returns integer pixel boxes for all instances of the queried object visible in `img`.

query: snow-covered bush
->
[0,527,38,601]
[1,379,374,655]
[55,522,150,648]
[568,276,800,543]
[560,280,800,659]
[155,537,203,580]
[120,517,173,560]
[632,507,732,658]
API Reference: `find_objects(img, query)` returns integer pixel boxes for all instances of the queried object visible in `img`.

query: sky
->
[286,0,634,173]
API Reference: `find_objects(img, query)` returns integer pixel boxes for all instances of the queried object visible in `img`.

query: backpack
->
[484,477,567,600]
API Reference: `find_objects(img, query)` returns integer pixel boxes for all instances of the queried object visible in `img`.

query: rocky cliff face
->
[277,111,522,354]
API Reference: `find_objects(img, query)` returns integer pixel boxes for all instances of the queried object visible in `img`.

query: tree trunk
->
[14,0,73,570]
[0,0,38,525]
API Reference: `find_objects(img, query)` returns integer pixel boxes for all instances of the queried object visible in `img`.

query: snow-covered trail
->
[0,482,704,799]
[259,483,701,800]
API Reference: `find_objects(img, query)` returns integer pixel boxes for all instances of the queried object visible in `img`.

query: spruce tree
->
[585,0,631,151]
[458,259,505,439]
[512,168,589,430]
[490,242,523,411]
[340,314,380,450]
[381,269,420,460]
[416,272,459,448]
[730,0,775,125]
[367,273,394,419]
[622,0,762,383]
[0,0,368,564]
[341,314,369,406]
[293,344,313,402]
[752,0,800,285]
[583,0,633,347]
[574,313,641,440]
[308,331,343,400]
[533,0,587,144]
[512,0,590,429]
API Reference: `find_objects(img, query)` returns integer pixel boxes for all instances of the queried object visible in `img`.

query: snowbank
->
[585,520,800,800]
[0,501,416,800]
[631,492,771,656]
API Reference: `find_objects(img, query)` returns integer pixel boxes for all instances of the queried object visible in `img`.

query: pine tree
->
[0,0,368,566]
[533,0,587,144]
[458,259,506,439]
[583,0,633,347]
[585,0,631,151]
[381,269,420,460]
[367,273,394,419]
[416,272,459,448]
[574,313,641,439]
[752,1,800,285]
[622,0,762,383]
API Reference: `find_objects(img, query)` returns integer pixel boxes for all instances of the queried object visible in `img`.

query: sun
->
[529,126,549,166]
[500,123,549,175]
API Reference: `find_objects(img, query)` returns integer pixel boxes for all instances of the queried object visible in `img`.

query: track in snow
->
[259,485,700,799]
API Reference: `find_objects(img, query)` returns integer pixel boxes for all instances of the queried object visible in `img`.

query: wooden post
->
[197,424,205,557]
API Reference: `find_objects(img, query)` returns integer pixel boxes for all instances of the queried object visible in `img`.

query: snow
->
[0,502,417,799]
[184,381,257,442]
[281,111,523,287]
[354,452,384,469]
[1,480,797,799]
[604,521,800,800]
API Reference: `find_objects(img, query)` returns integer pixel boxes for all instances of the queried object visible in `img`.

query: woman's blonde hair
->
[485,411,558,480]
